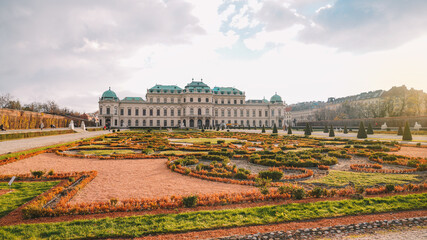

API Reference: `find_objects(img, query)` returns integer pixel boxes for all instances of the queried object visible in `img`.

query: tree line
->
[0,93,83,117]
[314,86,427,121]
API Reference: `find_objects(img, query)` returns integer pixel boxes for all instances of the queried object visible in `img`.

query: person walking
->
[40,122,44,130]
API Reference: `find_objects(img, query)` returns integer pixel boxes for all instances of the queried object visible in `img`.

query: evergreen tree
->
[287,125,292,134]
[323,125,329,133]
[272,123,278,134]
[329,125,335,137]
[343,125,348,134]
[402,121,412,141]
[304,123,311,136]
[397,126,403,136]
[367,123,374,135]
[261,124,266,133]
[357,122,367,139]
[309,124,313,133]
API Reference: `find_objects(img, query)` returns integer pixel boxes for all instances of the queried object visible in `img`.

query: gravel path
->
[0,153,254,203]
[0,130,109,154]
[392,147,427,158]
[340,226,427,240]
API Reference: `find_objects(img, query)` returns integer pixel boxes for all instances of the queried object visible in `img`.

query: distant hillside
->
[290,85,427,120]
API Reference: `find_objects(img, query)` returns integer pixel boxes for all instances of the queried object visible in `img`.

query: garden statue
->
[69,120,74,130]
[381,122,387,130]
[81,121,86,131]
[414,122,421,131]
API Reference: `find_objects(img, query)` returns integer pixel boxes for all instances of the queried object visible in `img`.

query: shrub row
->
[350,164,417,174]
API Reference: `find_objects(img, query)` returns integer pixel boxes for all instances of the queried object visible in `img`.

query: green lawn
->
[0,181,59,218]
[77,149,137,156]
[0,193,425,239]
[158,150,209,155]
[169,138,238,144]
[305,170,420,187]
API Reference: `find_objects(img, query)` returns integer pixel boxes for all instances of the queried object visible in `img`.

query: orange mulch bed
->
[392,147,427,158]
[0,153,254,204]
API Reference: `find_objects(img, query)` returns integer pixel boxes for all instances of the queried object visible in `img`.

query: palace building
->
[98,79,291,128]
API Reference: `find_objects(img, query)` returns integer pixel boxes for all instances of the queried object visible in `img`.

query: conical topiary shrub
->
[272,123,278,134]
[304,123,311,136]
[402,121,412,141]
[343,125,348,134]
[261,125,266,133]
[323,125,329,133]
[288,126,292,134]
[397,126,403,135]
[357,122,367,139]
[367,123,374,135]
[329,125,335,137]
[309,124,313,133]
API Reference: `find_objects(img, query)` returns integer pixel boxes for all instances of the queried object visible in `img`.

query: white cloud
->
[256,0,306,31]
[299,0,427,52]
[0,0,203,112]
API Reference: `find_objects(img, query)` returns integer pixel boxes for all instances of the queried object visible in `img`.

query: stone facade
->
[98,80,291,128]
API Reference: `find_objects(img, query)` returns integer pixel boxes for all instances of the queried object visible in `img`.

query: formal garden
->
[0,130,426,239]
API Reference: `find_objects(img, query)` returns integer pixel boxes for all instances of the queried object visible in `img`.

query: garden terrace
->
[0,130,426,229]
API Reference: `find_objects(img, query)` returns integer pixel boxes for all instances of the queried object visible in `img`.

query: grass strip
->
[0,181,59,218]
[0,193,425,239]
[0,130,75,142]
[77,149,137,156]
[305,170,420,187]
[170,138,238,144]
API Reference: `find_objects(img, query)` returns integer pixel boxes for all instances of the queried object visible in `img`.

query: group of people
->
[0,123,56,131]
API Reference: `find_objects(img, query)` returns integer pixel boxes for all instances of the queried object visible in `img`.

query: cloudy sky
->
[1,0,426,112]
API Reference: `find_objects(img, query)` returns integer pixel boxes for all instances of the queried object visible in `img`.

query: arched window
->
[198,108,202,115]
[135,120,139,126]
[128,119,131,127]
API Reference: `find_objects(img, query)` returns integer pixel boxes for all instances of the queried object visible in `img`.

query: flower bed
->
[365,183,427,195]
[276,166,314,180]
[16,171,98,219]
[369,152,427,170]
[350,164,417,174]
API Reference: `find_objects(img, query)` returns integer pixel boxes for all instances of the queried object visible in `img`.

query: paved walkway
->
[229,129,427,145]
[0,127,101,134]
[0,130,109,155]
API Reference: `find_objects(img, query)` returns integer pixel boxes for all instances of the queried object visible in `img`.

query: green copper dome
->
[184,79,211,93]
[101,88,119,101]
[270,93,282,103]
